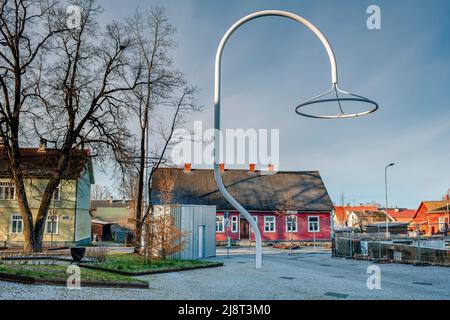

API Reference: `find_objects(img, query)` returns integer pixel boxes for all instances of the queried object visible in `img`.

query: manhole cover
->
[413,282,433,286]
[324,292,349,299]
[279,276,295,280]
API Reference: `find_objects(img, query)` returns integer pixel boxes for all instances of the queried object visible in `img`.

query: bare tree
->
[157,170,175,205]
[91,184,112,200]
[0,0,143,252]
[143,214,186,263]
[125,7,200,250]
[0,0,65,252]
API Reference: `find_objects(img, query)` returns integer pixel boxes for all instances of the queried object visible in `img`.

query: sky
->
[94,0,450,209]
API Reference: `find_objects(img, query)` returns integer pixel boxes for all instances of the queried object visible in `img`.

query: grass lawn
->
[0,263,147,284]
[91,253,222,273]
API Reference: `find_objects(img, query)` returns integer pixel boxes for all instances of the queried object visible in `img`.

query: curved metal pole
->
[214,10,339,269]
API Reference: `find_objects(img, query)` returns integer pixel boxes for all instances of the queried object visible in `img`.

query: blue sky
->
[96,0,450,208]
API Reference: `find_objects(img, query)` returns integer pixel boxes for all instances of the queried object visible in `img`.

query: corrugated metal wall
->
[154,205,216,260]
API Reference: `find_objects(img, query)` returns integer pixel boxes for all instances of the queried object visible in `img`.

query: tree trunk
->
[134,106,149,251]
[14,175,37,254]
[7,143,37,254]
[34,150,72,250]
[34,176,62,249]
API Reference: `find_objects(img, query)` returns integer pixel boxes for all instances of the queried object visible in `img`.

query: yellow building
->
[0,147,94,247]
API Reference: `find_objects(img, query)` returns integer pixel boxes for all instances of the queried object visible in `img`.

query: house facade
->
[412,201,450,236]
[214,210,331,243]
[333,205,379,228]
[151,166,334,244]
[0,147,94,247]
[346,210,393,231]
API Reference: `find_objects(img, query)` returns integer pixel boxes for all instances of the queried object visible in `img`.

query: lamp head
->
[295,84,378,119]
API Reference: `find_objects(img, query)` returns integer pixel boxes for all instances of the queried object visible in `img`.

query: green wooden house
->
[0,146,94,247]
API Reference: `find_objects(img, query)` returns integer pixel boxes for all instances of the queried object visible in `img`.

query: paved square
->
[1,247,449,300]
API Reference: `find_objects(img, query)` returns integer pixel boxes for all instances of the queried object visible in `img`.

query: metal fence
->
[332,235,450,266]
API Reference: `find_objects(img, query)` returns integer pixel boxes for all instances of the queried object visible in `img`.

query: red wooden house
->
[412,201,450,236]
[151,166,334,244]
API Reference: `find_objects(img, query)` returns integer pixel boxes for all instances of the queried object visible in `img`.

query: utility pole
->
[385,163,395,238]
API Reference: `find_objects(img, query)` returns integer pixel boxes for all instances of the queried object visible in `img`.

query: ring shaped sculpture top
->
[213,10,378,269]
[295,83,379,119]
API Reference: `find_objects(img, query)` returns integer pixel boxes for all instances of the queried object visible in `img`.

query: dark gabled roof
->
[0,148,93,181]
[151,168,333,212]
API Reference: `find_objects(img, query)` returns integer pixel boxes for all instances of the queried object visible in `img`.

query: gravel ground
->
[1,247,449,300]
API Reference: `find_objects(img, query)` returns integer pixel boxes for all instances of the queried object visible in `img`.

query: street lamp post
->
[385,163,395,237]
[213,10,379,269]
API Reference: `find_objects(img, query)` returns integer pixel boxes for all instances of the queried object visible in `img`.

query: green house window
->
[45,215,59,234]
[11,214,23,234]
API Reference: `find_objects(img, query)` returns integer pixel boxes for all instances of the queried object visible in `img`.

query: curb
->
[0,272,148,289]
[79,262,224,276]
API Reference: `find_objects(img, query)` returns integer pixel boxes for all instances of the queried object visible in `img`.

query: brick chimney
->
[184,163,192,173]
[249,164,256,173]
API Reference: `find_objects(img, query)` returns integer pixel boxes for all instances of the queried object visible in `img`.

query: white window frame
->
[45,215,59,235]
[438,217,446,232]
[308,216,320,233]
[0,182,15,200]
[286,215,298,232]
[10,214,23,234]
[53,184,61,201]
[216,216,224,233]
[250,216,258,233]
[264,216,276,233]
[231,216,239,233]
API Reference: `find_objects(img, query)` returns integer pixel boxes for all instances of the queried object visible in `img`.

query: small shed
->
[153,205,216,260]
[91,218,114,242]
[111,225,133,243]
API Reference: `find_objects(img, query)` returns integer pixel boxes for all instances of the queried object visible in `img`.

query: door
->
[198,225,205,258]
[240,217,249,240]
